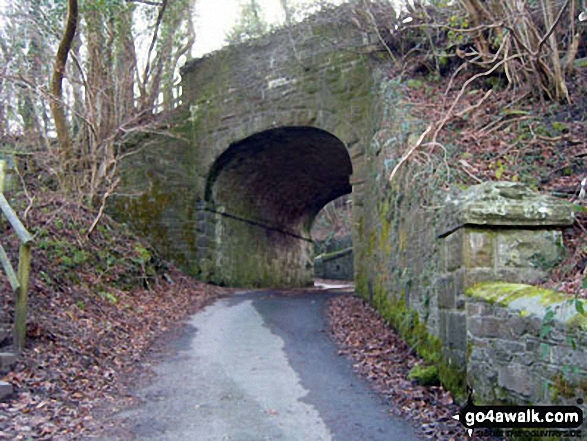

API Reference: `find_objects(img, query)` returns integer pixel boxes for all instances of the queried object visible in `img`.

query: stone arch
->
[204,126,353,287]
[196,107,363,188]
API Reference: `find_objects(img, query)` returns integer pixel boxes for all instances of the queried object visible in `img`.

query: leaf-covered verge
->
[0,193,230,440]
[328,295,504,441]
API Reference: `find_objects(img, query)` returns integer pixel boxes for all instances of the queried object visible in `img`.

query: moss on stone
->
[371,282,467,401]
[566,312,587,331]
[467,282,587,331]
[407,364,439,386]
[549,374,577,401]
[355,273,368,301]
[465,282,567,307]
[316,247,352,262]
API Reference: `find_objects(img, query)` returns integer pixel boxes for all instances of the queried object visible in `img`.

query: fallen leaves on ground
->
[0,194,230,440]
[327,295,503,441]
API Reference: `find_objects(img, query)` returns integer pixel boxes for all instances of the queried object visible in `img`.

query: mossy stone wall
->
[355,116,580,404]
[353,75,468,397]
[314,247,354,280]
[467,282,587,409]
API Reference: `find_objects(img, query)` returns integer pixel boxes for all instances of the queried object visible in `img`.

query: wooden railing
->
[0,160,33,352]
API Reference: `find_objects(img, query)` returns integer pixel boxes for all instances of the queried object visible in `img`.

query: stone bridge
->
[114,10,381,287]
[113,7,586,414]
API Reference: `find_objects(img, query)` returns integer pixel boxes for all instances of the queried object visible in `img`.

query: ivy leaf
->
[540,325,552,339]
[543,308,556,322]
[575,299,585,315]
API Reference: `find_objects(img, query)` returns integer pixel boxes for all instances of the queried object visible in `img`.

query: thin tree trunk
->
[50,0,78,179]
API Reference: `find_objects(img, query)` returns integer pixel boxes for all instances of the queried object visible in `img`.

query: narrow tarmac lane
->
[116,290,422,441]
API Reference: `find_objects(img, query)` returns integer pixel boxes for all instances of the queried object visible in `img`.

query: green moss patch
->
[407,364,439,386]
[467,281,587,333]
[368,282,467,401]
[465,282,567,307]
[566,313,587,331]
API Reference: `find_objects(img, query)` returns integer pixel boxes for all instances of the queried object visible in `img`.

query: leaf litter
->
[327,294,505,441]
[0,194,230,440]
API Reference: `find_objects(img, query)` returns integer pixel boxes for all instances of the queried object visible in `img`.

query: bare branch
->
[388,124,433,184]
[87,177,120,236]
[455,88,493,118]
[535,0,571,57]
[126,0,163,5]
[141,0,168,103]
[433,53,524,141]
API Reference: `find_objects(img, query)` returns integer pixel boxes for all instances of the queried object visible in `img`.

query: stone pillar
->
[437,182,575,379]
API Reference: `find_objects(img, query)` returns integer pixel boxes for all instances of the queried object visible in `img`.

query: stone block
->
[496,229,562,270]
[445,348,467,367]
[467,302,481,316]
[493,340,525,363]
[464,268,495,286]
[440,310,467,352]
[467,300,493,317]
[444,229,463,271]
[498,364,533,397]
[440,270,464,310]
[464,229,494,268]
[440,182,575,234]
[468,316,506,339]
[508,315,529,336]
[495,267,546,284]
[525,336,542,352]
[437,276,456,309]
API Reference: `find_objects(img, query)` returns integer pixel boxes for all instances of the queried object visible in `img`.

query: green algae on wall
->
[365,281,467,401]
[465,282,564,307]
[466,281,586,329]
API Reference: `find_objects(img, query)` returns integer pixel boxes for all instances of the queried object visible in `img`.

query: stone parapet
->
[439,182,574,294]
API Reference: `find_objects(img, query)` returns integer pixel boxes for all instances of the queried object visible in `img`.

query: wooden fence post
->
[0,184,33,353]
[14,243,32,351]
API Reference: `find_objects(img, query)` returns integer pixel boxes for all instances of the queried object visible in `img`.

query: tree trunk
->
[50,0,78,181]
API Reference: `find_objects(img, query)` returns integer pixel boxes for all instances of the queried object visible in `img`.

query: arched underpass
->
[205,127,353,287]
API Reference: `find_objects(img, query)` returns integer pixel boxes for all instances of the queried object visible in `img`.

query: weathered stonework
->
[314,247,353,280]
[434,182,579,403]
[113,9,384,287]
[355,113,582,404]
[467,282,587,408]
[441,181,575,231]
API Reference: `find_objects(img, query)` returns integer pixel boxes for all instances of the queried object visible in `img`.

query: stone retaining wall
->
[111,6,586,409]
[354,75,584,407]
[314,247,353,280]
[466,283,587,406]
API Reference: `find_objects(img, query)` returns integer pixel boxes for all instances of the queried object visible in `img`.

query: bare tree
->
[49,0,77,181]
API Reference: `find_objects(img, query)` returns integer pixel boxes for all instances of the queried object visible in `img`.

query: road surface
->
[114,289,421,441]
